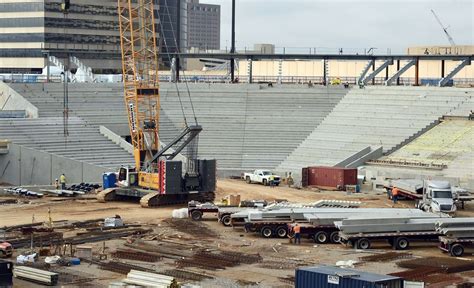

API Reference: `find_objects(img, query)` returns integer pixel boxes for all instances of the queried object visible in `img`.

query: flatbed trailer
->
[439,236,474,257]
[455,196,474,209]
[384,185,422,201]
[339,231,441,250]
[242,220,340,243]
[384,184,473,210]
[188,202,263,226]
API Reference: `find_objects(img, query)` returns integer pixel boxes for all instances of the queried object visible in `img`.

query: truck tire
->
[246,177,251,184]
[314,231,329,244]
[357,238,371,250]
[450,244,464,257]
[191,210,203,221]
[330,231,341,243]
[244,223,257,233]
[394,237,410,250]
[221,215,232,227]
[263,179,268,186]
[261,226,273,238]
[276,226,288,238]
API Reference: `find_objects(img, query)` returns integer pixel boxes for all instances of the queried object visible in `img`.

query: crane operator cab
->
[117,166,138,187]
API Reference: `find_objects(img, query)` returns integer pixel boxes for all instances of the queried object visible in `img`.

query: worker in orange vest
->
[293,223,301,244]
[392,187,400,204]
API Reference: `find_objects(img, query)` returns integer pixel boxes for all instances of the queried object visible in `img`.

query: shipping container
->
[296,266,403,288]
[303,166,357,189]
[302,167,309,187]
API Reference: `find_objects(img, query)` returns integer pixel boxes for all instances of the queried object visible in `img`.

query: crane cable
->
[156,9,188,127]
[162,0,199,126]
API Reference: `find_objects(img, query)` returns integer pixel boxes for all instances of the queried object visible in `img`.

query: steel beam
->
[323,59,329,85]
[358,60,375,85]
[173,52,471,61]
[385,59,416,86]
[362,59,393,85]
[438,58,471,87]
[415,58,419,86]
[248,59,253,83]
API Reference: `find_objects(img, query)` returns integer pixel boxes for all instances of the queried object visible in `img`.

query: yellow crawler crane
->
[97,0,216,207]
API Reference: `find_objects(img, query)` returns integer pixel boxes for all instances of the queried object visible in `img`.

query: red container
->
[303,166,357,189]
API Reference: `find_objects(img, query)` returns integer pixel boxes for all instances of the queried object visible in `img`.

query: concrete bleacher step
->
[276,86,472,179]
[21,83,464,176]
[0,116,133,169]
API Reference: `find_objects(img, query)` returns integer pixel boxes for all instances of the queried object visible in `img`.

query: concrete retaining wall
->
[0,82,38,118]
[0,143,107,185]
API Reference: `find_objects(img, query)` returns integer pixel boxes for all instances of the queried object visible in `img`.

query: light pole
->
[230,0,236,82]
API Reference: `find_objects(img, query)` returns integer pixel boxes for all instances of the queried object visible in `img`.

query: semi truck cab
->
[420,180,456,213]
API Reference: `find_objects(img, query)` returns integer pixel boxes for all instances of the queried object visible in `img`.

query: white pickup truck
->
[243,170,281,186]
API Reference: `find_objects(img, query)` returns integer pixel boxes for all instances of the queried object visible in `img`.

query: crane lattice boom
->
[118,0,161,171]
[431,9,456,46]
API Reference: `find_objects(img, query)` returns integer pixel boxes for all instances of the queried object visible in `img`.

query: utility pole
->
[230,0,236,82]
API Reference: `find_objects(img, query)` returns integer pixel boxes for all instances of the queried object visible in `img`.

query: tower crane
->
[97,0,216,207]
[431,9,456,46]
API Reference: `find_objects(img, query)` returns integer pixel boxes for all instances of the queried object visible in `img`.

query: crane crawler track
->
[96,188,117,203]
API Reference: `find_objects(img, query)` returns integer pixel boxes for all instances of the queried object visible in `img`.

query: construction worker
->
[287,172,294,188]
[293,223,301,244]
[60,173,66,190]
[392,187,400,204]
[54,179,59,190]
[269,175,275,188]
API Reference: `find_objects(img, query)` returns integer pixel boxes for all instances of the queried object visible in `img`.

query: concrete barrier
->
[0,143,107,185]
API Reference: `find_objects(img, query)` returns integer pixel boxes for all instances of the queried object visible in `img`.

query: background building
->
[187,0,220,50]
[0,0,187,74]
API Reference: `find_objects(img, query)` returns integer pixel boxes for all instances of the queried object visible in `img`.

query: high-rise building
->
[187,0,220,50]
[0,0,186,74]
[156,0,188,67]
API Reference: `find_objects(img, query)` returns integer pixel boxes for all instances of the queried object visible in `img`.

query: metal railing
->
[1,73,473,86]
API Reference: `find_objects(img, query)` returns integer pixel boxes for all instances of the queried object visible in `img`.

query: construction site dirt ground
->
[2,179,474,287]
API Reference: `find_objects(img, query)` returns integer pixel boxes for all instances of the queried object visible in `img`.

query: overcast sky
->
[202,0,473,54]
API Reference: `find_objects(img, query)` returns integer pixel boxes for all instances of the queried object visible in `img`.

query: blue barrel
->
[70,258,80,265]
[102,173,117,189]
[356,184,361,193]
